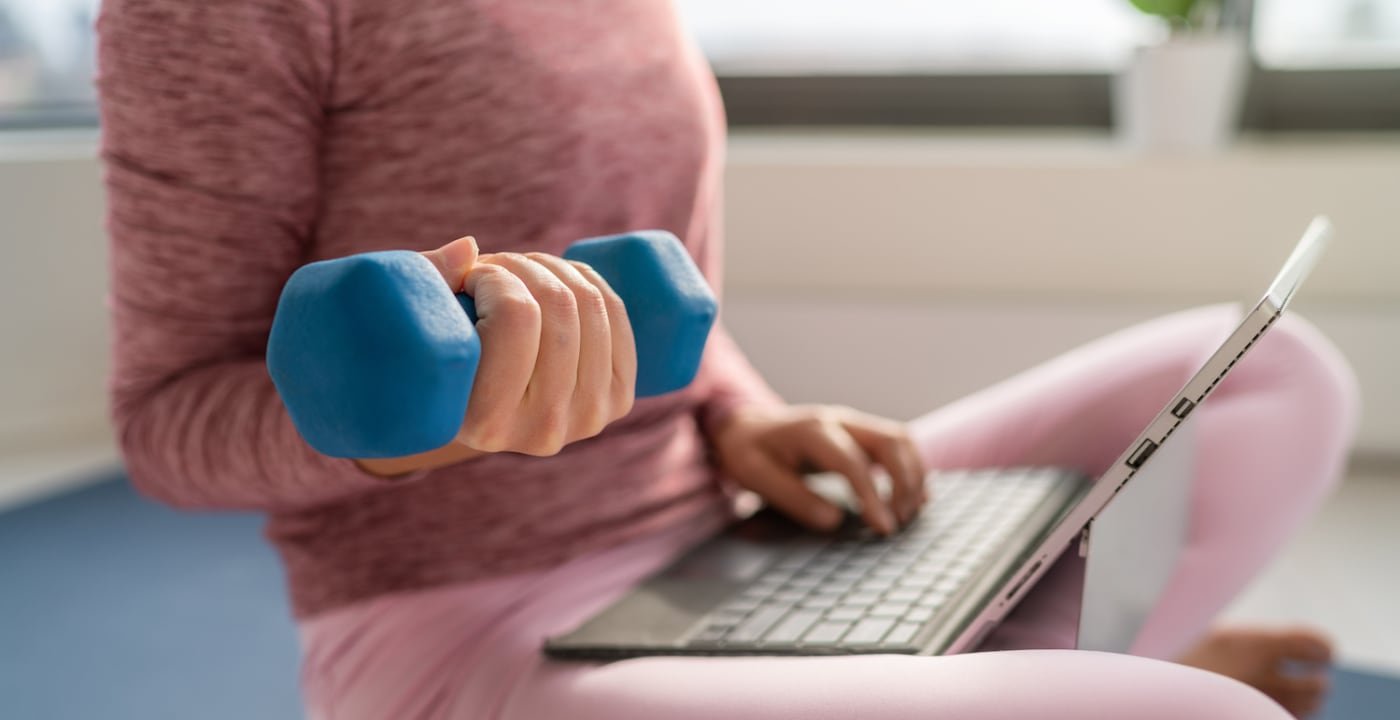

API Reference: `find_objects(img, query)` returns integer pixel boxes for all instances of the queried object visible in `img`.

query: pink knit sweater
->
[98,0,781,618]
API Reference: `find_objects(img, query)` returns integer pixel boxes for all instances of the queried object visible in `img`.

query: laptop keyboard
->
[684,468,1074,653]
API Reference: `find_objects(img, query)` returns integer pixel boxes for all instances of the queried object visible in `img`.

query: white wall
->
[0,134,110,457]
[0,128,1396,507]
[718,131,1400,457]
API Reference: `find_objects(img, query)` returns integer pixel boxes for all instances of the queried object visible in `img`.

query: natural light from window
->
[1,0,1398,125]
[1255,0,1400,68]
[675,0,1161,74]
[676,0,1400,74]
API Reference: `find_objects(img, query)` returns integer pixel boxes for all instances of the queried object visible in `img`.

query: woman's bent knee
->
[1258,313,1360,438]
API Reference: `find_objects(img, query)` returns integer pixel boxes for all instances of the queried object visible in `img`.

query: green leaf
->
[1128,0,1198,20]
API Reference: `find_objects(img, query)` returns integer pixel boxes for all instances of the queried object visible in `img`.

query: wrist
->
[354,441,485,478]
[710,402,788,447]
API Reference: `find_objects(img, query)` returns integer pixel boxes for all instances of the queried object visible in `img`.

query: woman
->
[99,1,1356,718]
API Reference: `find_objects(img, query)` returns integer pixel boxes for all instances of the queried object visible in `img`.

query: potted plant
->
[1115,0,1250,152]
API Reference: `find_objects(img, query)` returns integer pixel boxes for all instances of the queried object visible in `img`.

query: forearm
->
[116,360,393,510]
[101,0,355,507]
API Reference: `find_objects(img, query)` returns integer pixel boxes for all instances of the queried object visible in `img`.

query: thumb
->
[420,236,479,292]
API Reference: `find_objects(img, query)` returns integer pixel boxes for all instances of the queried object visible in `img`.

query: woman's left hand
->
[711,405,928,536]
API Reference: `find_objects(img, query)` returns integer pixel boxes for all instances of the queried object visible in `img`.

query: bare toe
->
[1266,675,1330,718]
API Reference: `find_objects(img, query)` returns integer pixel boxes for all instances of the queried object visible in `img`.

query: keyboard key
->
[750,577,786,593]
[773,545,825,571]
[802,621,853,645]
[711,610,744,627]
[844,618,896,645]
[716,598,759,614]
[692,626,730,642]
[885,621,923,645]
[886,588,922,602]
[805,559,844,574]
[904,607,935,623]
[726,606,790,643]
[763,610,823,644]
[918,591,950,608]
[843,591,881,606]
[856,578,895,592]
[798,594,839,609]
[870,602,912,618]
[827,607,864,622]
[897,574,937,587]
[830,569,865,582]
[772,589,807,604]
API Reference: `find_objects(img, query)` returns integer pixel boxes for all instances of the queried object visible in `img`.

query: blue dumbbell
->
[267,231,717,459]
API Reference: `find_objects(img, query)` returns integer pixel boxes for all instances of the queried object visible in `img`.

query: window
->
[0,0,98,127]
[0,0,1395,130]
[1255,0,1400,69]
[680,0,1400,74]
[681,0,1400,128]
[677,0,1162,75]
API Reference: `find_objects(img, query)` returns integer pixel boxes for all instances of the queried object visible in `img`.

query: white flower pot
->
[1114,33,1249,153]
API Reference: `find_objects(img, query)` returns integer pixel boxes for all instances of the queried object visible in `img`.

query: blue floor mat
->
[2,472,1398,719]
[1318,666,1400,720]
[0,473,302,720]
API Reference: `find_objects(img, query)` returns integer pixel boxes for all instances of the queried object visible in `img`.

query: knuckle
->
[574,408,609,440]
[473,261,510,277]
[459,422,505,453]
[566,259,597,275]
[575,282,607,317]
[520,432,565,457]
[611,387,635,419]
[522,406,570,455]
[537,281,577,315]
[465,263,509,292]
[602,290,628,320]
[520,442,563,458]
[493,292,540,323]
[817,405,846,421]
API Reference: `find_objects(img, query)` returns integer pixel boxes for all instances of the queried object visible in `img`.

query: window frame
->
[716,66,1400,130]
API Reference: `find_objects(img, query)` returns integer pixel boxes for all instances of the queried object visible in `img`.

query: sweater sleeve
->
[691,320,784,434]
[100,0,390,510]
[693,322,786,438]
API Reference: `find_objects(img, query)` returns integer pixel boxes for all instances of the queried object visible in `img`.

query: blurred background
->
[1,1,1397,718]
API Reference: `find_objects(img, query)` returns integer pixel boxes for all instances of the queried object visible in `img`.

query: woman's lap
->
[300,305,1356,719]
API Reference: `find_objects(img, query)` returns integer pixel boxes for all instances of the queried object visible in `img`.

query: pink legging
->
[299,306,1358,719]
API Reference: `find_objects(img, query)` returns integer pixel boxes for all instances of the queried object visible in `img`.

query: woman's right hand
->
[355,236,637,476]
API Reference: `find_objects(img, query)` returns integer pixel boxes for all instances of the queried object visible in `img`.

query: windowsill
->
[0,126,99,162]
[4,124,1400,162]
[726,127,1400,165]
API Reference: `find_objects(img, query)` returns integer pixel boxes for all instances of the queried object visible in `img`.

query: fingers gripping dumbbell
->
[266,231,717,459]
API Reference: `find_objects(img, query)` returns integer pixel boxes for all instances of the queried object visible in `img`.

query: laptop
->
[545,216,1333,659]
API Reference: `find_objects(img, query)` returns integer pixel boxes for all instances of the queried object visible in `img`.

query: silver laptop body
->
[545,217,1332,660]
